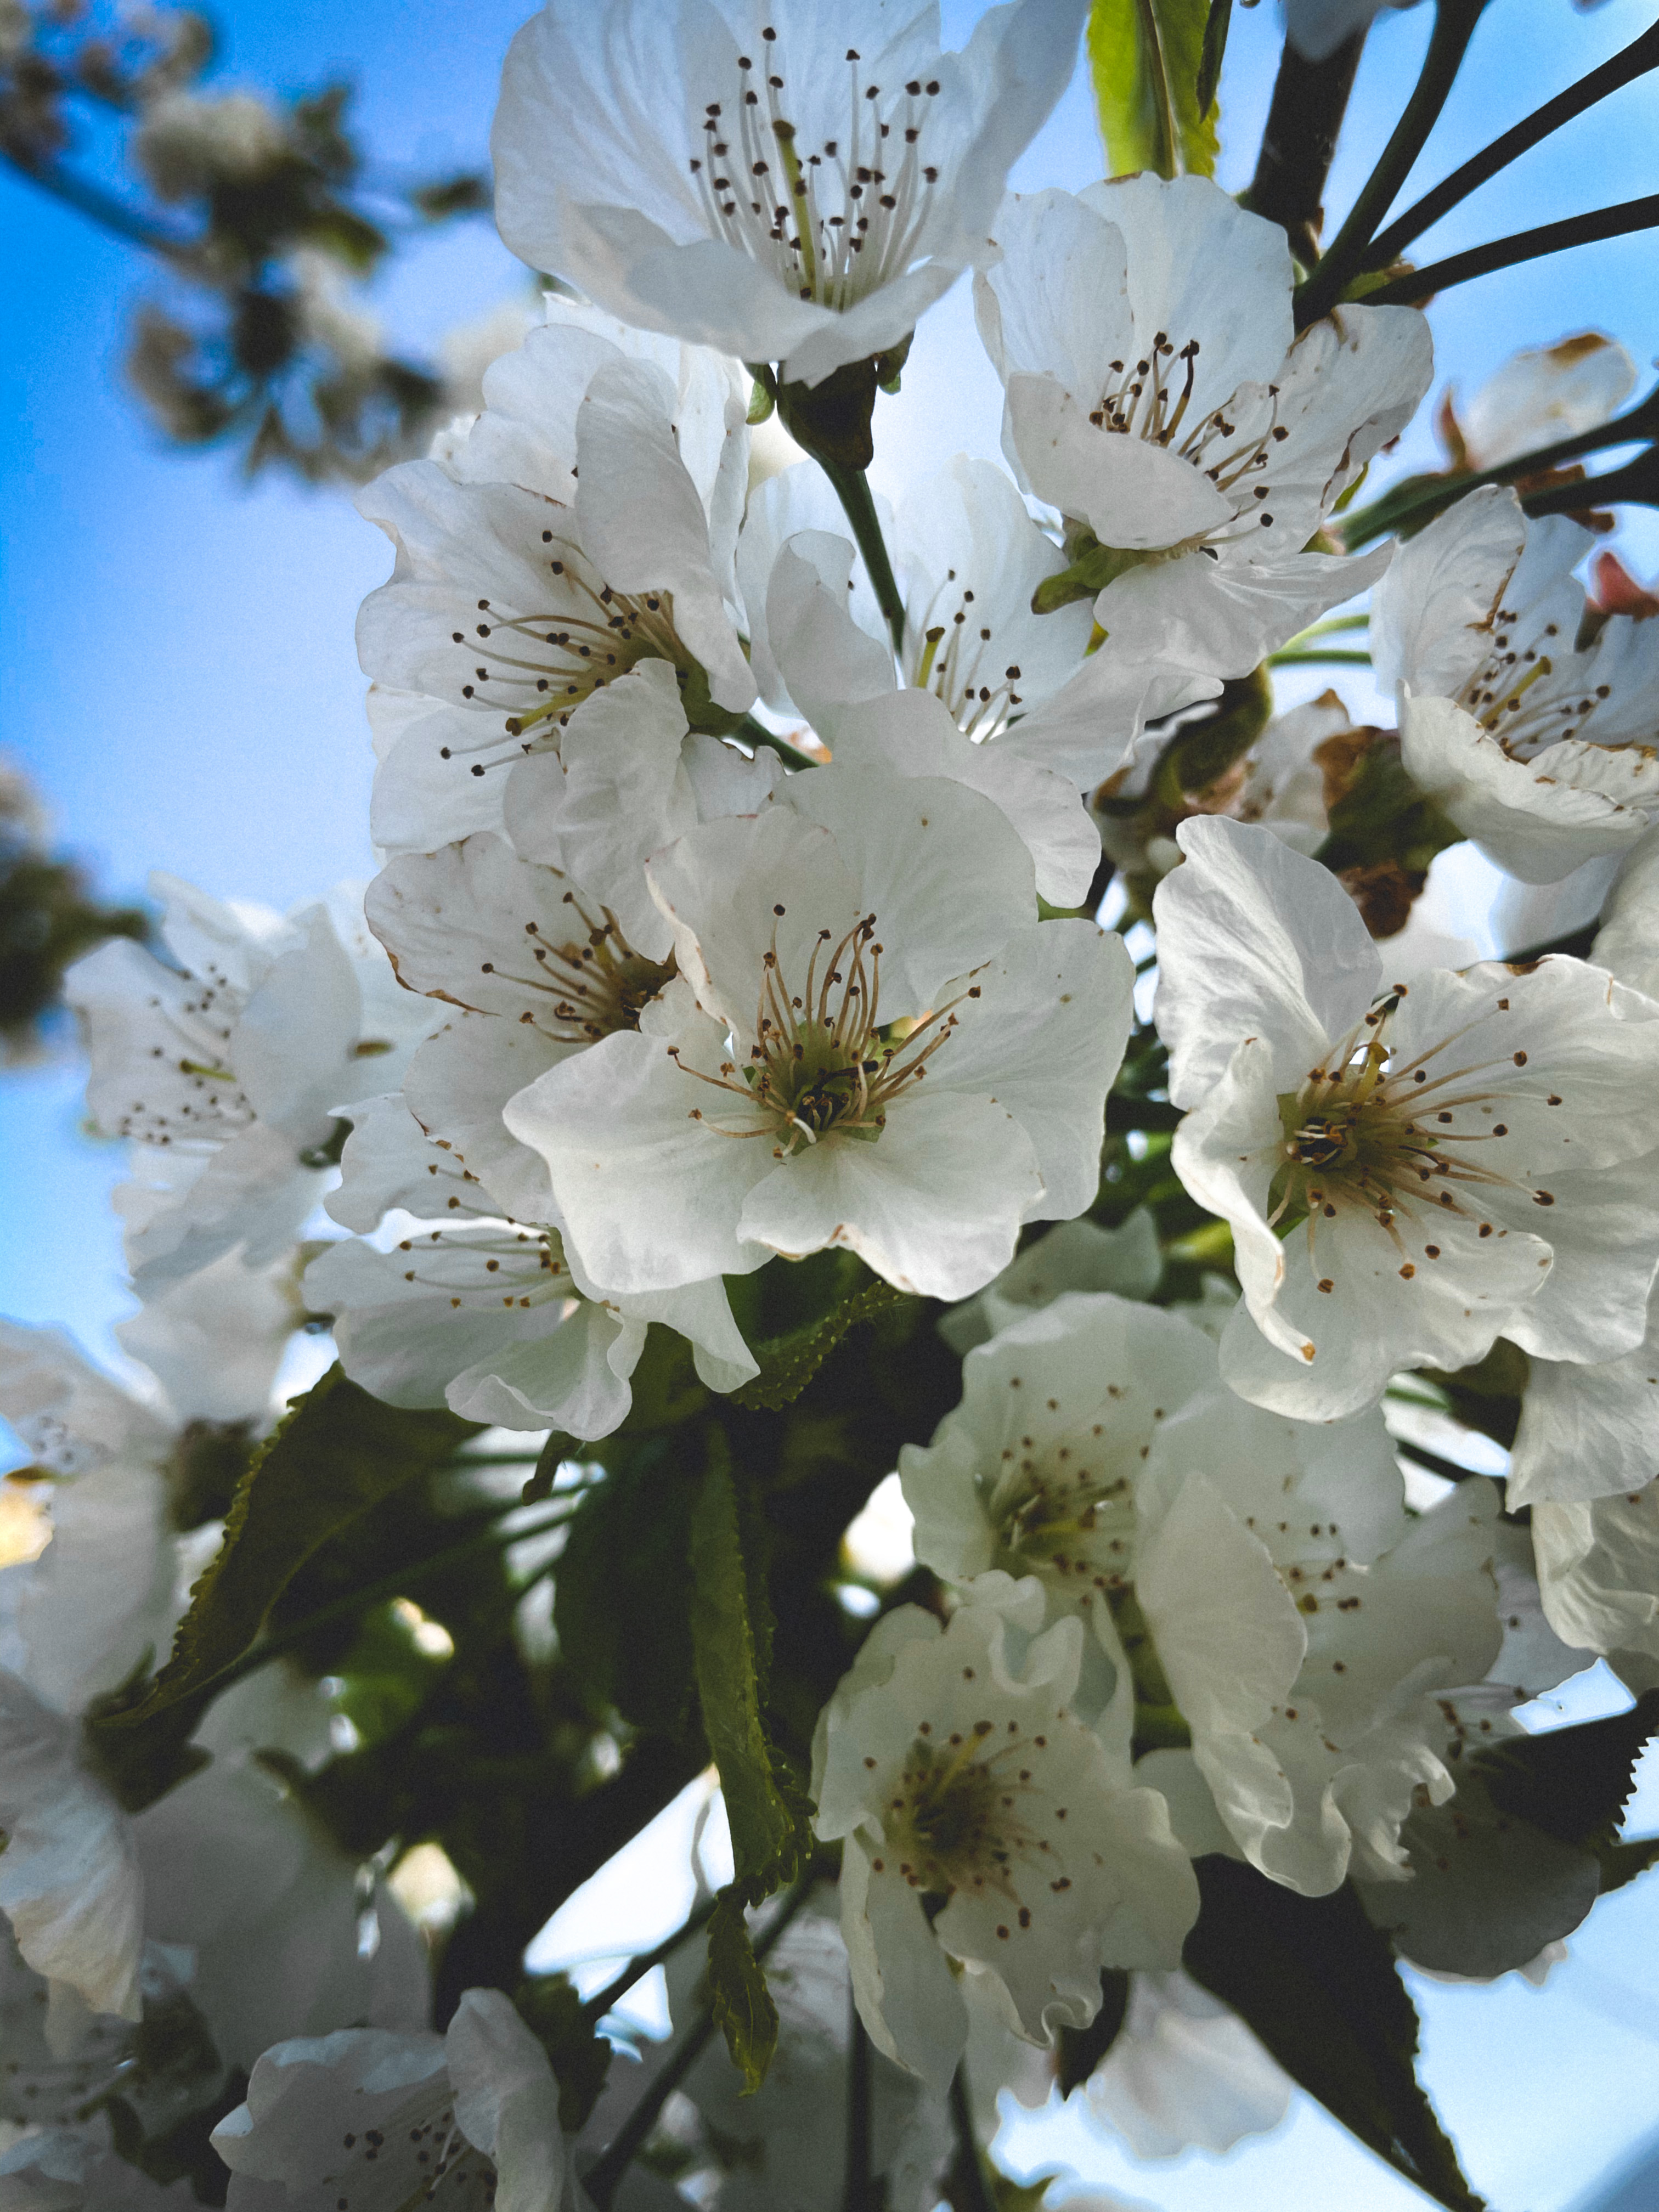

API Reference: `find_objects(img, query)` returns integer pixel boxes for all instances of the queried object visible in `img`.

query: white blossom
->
[491,0,1088,389]
[504,769,1132,1300]
[1507,1283,1659,1508]
[1079,1968,1290,2160]
[738,456,1195,787]
[65,877,435,1288]
[212,1988,577,2212]
[307,1093,755,1438]
[1449,332,1637,472]
[1532,1486,1659,1688]
[812,1576,1198,2092]
[358,308,754,856]
[938,1212,1163,1356]
[1373,485,1659,882]
[1591,819,1659,1001]
[0,1317,420,2057]
[1154,815,1659,1420]
[1136,1386,1504,1893]
[974,176,1430,751]
[899,1288,1499,1891]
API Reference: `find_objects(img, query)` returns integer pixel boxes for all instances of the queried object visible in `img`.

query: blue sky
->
[6,2,1659,2203]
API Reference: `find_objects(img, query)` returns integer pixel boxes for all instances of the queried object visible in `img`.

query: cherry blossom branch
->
[1293,0,1488,328]
[581,1878,817,2211]
[2,150,190,256]
[1360,193,1659,308]
[1243,27,1367,268]
[1362,21,1659,270]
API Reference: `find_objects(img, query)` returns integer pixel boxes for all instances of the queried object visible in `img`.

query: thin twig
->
[842,1993,875,2212]
[1364,22,1659,269]
[1294,0,1487,326]
[947,2069,997,2212]
[1361,193,1659,310]
[582,1878,817,2211]
[579,1897,720,2028]
[2,151,190,256]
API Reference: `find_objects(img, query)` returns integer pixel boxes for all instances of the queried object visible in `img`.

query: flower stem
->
[1293,0,1488,328]
[736,714,819,773]
[579,1895,720,2028]
[1359,193,1659,311]
[1266,647,1374,667]
[947,2069,997,2212]
[816,454,907,656]
[1363,22,1659,270]
[842,1995,876,2212]
[1339,375,1659,547]
[582,1878,816,2211]
[1522,444,1659,517]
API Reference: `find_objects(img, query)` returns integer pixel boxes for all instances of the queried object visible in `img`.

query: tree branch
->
[1243,29,1367,267]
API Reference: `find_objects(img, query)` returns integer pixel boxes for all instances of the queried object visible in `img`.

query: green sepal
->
[1030,535,1149,614]
[679,660,749,739]
[776,339,911,473]
[513,1972,615,2132]
[730,1259,908,1412]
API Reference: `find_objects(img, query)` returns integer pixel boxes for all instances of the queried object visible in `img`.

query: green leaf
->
[1195,0,1232,118]
[1184,1858,1484,2210]
[1086,0,1218,182]
[706,1889,780,2095]
[554,1435,698,1738]
[85,1369,476,1805]
[1056,1970,1131,2094]
[730,1269,907,1412]
[1356,1767,1600,1980]
[1478,1692,1659,1850]
[689,1444,800,1884]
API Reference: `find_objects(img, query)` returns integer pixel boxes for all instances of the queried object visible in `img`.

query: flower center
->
[687,36,945,310]
[1083,334,1291,545]
[438,539,707,786]
[906,577,1028,741]
[1267,1000,1562,1282]
[890,1728,1042,1904]
[478,890,674,1047]
[985,1451,1137,1596]
[1458,606,1614,758]
[672,907,973,1159]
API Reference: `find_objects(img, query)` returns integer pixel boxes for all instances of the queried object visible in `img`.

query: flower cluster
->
[9,4,1659,2209]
